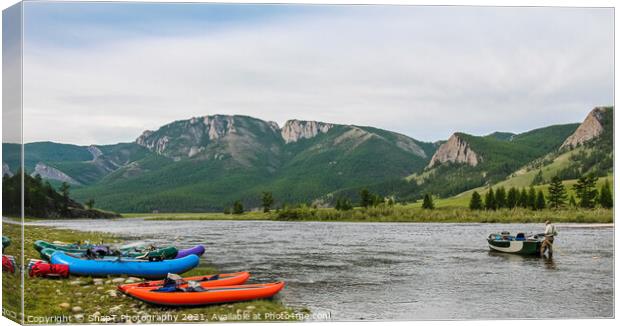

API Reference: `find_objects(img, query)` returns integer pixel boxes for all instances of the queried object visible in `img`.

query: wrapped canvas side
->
[2,1,24,325]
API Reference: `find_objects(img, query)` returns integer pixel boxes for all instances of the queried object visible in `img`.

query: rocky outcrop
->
[2,162,12,177]
[87,145,103,161]
[281,120,333,143]
[560,107,608,150]
[427,134,480,168]
[32,162,80,185]
[203,115,236,140]
[394,134,427,158]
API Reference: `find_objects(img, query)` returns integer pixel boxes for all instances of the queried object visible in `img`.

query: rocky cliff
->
[281,120,333,143]
[560,107,608,150]
[427,133,480,168]
[32,162,80,185]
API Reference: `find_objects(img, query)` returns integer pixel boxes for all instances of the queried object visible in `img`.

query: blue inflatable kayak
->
[50,251,199,279]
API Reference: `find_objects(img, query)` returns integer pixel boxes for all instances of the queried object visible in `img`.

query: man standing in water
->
[540,220,558,258]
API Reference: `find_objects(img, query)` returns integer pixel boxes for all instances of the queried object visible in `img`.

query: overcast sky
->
[13,3,614,145]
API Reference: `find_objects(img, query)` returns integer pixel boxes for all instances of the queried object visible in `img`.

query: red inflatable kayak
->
[118,272,250,293]
[122,281,285,306]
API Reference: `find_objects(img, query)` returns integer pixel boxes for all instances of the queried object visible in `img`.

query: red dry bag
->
[28,260,69,278]
[2,255,15,273]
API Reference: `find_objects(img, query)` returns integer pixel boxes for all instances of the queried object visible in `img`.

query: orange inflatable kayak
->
[118,272,250,293]
[122,281,285,306]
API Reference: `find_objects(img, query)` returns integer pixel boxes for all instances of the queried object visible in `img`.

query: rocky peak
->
[560,107,608,150]
[427,133,480,168]
[135,115,239,158]
[281,120,333,143]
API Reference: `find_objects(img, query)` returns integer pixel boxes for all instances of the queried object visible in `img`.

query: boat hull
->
[123,281,285,306]
[50,251,199,279]
[487,239,541,255]
[118,272,250,293]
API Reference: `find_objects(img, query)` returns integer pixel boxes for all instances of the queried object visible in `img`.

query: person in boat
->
[540,220,558,257]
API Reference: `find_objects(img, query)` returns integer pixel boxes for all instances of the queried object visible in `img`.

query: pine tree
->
[469,191,483,210]
[335,197,353,211]
[341,198,353,211]
[495,187,507,209]
[547,176,567,209]
[422,194,434,210]
[573,175,599,208]
[531,169,544,185]
[506,187,518,209]
[527,186,536,210]
[359,188,373,208]
[599,179,613,209]
[232,200,244,214]
[485,188,496,210]
[518,188,529,208]
[535,190,546,210]
[261,192,274,213]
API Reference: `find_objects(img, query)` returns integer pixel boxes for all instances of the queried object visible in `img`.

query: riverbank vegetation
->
[2,172,119,219]
[1,223,304,324]
[140,174,613,223]
[142,206,612,223]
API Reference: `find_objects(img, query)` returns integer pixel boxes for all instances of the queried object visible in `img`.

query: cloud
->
[21,5,613,145]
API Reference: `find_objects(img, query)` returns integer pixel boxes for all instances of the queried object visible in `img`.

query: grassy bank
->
[138,206,613,223]
[1,223,306,324]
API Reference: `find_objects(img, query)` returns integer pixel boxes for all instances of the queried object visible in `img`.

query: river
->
[28,219,614,321]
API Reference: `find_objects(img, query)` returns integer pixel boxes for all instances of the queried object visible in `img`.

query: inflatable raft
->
[118,272,250,293]
[50,251,199,278]
[34,240,98,254]
[175,245,206,259]
[122,281,285,306]
[36,241,179,260]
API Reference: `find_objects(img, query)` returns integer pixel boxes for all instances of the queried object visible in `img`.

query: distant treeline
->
[468,175,612,211]
[2,171,118,218]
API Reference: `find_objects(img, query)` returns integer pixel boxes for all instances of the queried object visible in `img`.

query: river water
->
[28,219,614,321]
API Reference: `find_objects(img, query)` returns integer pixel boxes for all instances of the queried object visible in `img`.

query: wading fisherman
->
[540,220,558,258]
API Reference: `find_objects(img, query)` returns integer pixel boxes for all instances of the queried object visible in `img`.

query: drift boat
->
[122,281,285,306]
[49,251,199,278]
[487,232,543,255]
[118,271,251,293]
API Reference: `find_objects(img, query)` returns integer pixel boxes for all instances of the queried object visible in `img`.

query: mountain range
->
[2,107,613,213]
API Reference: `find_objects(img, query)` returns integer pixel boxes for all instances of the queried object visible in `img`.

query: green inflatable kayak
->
[38,245,178,261]
[34,240,94,253]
